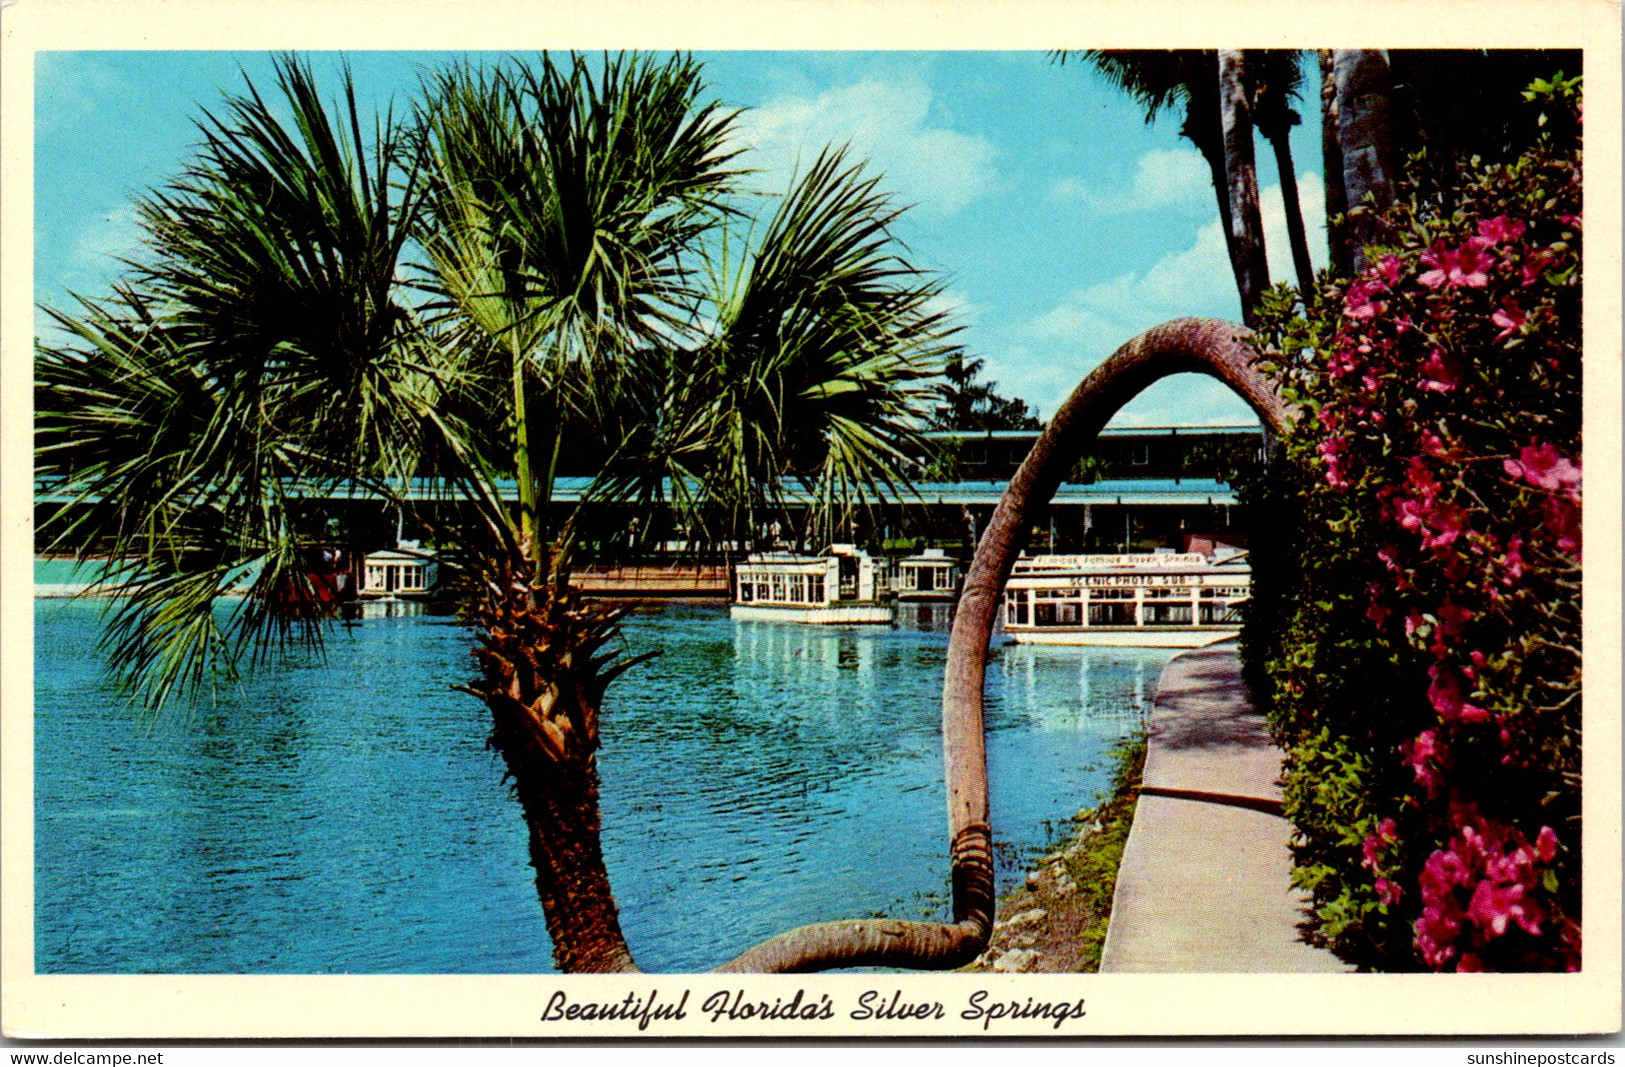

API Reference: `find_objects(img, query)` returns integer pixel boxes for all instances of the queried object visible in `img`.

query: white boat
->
[1001,550,1250,647]
[894,548,962,602]
[358,545,439,603]
[730,544,894,625]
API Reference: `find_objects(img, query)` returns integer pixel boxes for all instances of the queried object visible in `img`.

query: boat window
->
[1143,602,1193,625]
[1089,602,1136,626]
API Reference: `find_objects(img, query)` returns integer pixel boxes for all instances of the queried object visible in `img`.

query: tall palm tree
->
[1332,49,1399,272]
[1065,50,1270,318]
[39,52,967,974]
[1248,50,1317,296]
[1318,50,1353,277]
[1217,50,1270,324]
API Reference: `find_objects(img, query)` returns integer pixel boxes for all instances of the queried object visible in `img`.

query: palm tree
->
[1217,50,1270,324]
[1064,50,1270,319]
[38,52,969,974]
[36,55,433,708]
[1332,49,1400,272]
[929,355,1042,432]
[1318,50,1353,277]
[1248,50,1317,296]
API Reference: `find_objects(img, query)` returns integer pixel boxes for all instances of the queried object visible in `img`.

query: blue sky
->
[34,50,1328,426]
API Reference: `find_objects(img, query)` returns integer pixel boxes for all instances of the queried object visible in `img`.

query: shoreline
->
[961,730,1147,974]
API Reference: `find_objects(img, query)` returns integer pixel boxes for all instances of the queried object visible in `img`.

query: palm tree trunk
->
[1217,51,1270,325]
[1265,127,1317,295]
[470,562,640,973]
[1333,49,1399,272]
[1319,49,1353,277]
[1197,139,1241,276]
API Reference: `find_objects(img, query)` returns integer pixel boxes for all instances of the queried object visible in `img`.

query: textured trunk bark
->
[1319,49,1353,277]
[1333,49,1399,273]
[1217,51,1270,325]
[470,562,641,974]
[513,749,639,973]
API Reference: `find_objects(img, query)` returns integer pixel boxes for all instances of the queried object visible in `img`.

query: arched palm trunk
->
[717,318,1295,973]
[940,319,1294,897]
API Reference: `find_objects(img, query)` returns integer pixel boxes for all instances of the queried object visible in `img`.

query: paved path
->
[1099,641,1348,973]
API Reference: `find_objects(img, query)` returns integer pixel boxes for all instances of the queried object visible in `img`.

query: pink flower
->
[1419,349,1462,391]
[1421,501,1467,552]
[1418,430,1459,461]
[1376,253,1403,286]
[1362,833,1383,871]
[1318,436,1350,489]
[1396,497,1430,534]
[1417,903,1462,968]
[1404,730,1447,795]
[1543,496,1581,558]
[1405,457,1440,500]
[1477,215,1528,246]
[1376,877,1404,906]
[1520,249,1556,287]
[1437,600,1473,637]
[1428,664,1489,723]
[1344,280,1386,320]
[1492,299,1526,342]
[1501,534,1526,584]
[1504,443,1581,495]
[1365,586,1392,627]
[1467,880,1543,938]
[1535,827,1559,863]
[1419,238,1493,289]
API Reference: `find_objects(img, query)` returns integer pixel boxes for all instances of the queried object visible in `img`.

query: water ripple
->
[34,598,1170,974]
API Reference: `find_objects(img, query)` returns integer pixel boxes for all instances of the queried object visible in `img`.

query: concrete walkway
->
[1099,641,1348,973]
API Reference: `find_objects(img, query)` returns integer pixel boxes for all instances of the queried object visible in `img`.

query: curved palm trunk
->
[1333,49,1399,272]
[488,321,1293,974]
[469,559,642,973]
[718,318,1295,973]
[1217,50,1270,325]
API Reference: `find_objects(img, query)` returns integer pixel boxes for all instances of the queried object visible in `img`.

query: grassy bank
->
[961,729,1147,973]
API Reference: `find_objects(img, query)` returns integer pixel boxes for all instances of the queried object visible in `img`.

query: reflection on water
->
[34,598,1171,974]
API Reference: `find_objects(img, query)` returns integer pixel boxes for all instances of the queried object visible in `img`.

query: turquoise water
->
[34,598,1169,974]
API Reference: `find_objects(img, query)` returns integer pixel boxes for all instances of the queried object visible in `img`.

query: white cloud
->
[67,206,147,280]
[924,287,978,330]
[734,78,995,218]
[1005,173,1328,423]
[1052,147,1212,217]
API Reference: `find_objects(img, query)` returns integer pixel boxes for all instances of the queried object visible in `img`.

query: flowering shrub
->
[1241,76,1581,971]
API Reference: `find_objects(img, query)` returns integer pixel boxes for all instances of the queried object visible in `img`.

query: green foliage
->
[1241,78,1582,971]
[37,52,959,706]
[1063,731,1146,970]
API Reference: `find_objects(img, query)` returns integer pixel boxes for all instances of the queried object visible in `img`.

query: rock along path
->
[1099,640,1349,973]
